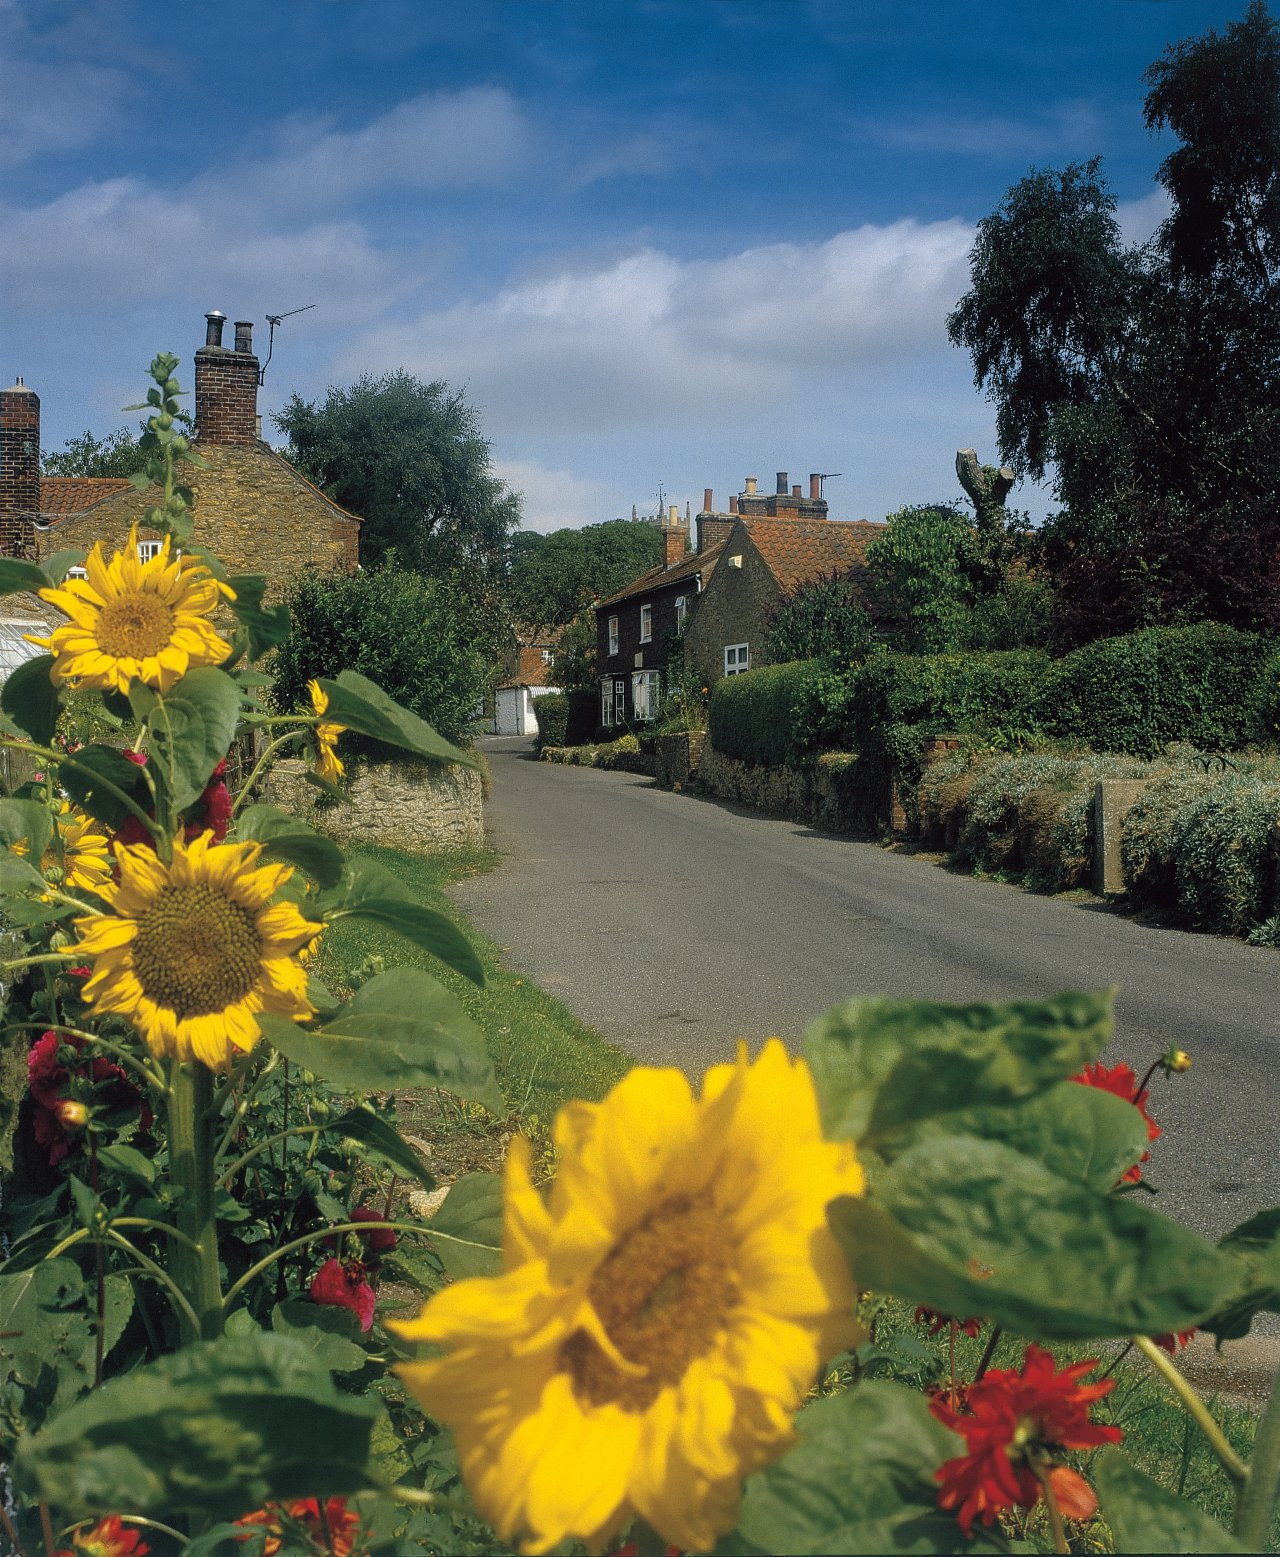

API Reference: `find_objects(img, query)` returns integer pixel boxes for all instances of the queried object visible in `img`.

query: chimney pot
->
[728,495,738,513]
[792,484,801,498]
[668,504,679,527]
[776,471,788,495]
[234,320,254,354]
[204,310,226,348]
[744,475,757,495]
[703,487,713,513]
[810,472,821,500]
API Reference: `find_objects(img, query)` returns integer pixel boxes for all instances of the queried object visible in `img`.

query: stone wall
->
[696,743,867,832]
[262,758,484,853]
[683,527,781,687]
[655,730,706,788]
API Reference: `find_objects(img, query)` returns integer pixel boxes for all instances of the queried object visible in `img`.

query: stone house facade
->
[594,506,726,727]
[0,312,361,626]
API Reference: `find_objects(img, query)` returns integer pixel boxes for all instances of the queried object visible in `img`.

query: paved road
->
[452,737,1280,1250]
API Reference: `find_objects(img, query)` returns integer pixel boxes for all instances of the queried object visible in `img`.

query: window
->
[632,670,659,721]
[674,594,688,632]
[608,615,619,656]
[65,566,88,581]
[540,648,553,664]
[639,603,653,643]
[136,539,164,563]
[724,643,749,676]
[601,679,614,727]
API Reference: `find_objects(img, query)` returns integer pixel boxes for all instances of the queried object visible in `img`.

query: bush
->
[1171,774,1280,934]
[533,692,568,752]
[593,733,641,769]
[709,661,828,768]
[762,574,878,665]
[1041,624,1279,756]
[272,567,487,751]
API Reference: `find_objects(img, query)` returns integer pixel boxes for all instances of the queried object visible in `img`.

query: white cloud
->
[1116,187,1171,247]
[853,98,1103,159]
[493,458,624,533]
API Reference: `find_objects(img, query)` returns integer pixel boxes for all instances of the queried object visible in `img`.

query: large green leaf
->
[259,967,500,1109]
[270,1301,368,1375]
[320,857,483,984]
[145,665,241,811]
[1,653,60,744]
[0,797,54,861]
[326,1106,436,1190]
[1094,1449,1245,1553]
[832,1136,1239,1339]
[227,573,292,659]
[318,670,479,769]
[13,1331,379,1520]
[900,1081,1151,1193]
[0,850,54,896]
[236,803,346,889]
[1201,1208,1280,1341]
[60,744,153,831]
[804,990,1113,1148]
[0,1260,87,1388]
[427,1172,503,1279]
[727,1380,1002,1555]
[0,557,53,594]
[41,550,87,585]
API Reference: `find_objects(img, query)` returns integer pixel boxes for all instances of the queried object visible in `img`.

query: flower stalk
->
[1134,1335,1247,1486]
[166,1060,224,1343]
[1234,1358,1280,1546]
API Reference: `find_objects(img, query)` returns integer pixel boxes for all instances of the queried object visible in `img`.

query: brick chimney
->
[194,310,260,445]
[662,503,689,567]
[0,380,40,558]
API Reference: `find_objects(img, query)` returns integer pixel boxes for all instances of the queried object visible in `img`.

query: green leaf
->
[831,1136,1239,1339]
[1201,1208,1280,1341]
[95,1143,157,1185]
[227,573,291,659]
[146,666,241,810]
[76,1274,133,1376]
[60,744,152,831]
[271,1300,369,1375]
[259,967,500,1109]
[318,670,479,769]
[337,896,484,986]
[427,1172,503,1279]
[1094,1449,1245,1552]
[0,797,54,861]
[730,1379,1004,1555]
[235,803,346,888]
[0,557,52,594]
[0,1260,86,1388]
[804,990,1113,1148]
[326,1107,436,1190]
[13,1331,380,1520]
[901,1081,1152,1193]
[41,550,87,584]
[1,653,60,744]
[0,850,52,896]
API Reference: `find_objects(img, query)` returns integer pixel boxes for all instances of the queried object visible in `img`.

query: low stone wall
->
[655,731,706,788]
[696,744,866,832]
[261,758,484,853]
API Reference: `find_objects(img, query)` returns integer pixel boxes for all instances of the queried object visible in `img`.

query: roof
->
[595,540,727,610]
[39,476,135,517]
[496,645,560,690]
[741,517,884,597]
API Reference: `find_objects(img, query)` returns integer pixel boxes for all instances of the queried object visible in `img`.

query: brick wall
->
[683,526,781,685]
[595,577,689,720]
[194,345,260,446]
[0,384,40,559]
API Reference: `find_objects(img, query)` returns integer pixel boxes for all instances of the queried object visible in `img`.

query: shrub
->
[709,661,828,768]
[593,733,641,769]
[1170,774,1280,935]
[533,692,568,752]
[272,567,488,751]
[761,574,878,665]
[1041,624,1279,756]
[1120,764,1215,911]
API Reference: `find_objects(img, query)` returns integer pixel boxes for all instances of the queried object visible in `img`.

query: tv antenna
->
[258,304,316,385]
[817,472,842,497]
[654,482,667,520]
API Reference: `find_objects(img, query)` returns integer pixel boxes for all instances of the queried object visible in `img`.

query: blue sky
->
[0,0,1256,531]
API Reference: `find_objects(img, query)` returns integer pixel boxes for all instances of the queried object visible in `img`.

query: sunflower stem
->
[1134,1335,1248,1486]
[230,730,305,820]
[1233,1355,1280,1546]
[167,1060,224,1343]
[0,739,164,844]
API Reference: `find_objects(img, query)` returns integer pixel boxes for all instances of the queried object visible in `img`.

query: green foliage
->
[762,573,878,666]
[1095,1450,1246,1553]
[42,426,146,479]
[532,691,568,751]
[864,504,977,654]
[271,567,489,750]
[506,520,663,629]
[549,608,598,696]
[134,666,241,811]
[1169,773,1280,934]
[708,660,828,767]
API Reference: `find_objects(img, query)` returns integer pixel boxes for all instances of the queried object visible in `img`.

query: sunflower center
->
[562,1196,737,1410]
[95,591,175,661]
[132,882,262,1019]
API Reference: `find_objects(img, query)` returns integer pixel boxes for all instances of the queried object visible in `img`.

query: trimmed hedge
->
[709,661,827,768]
[532,692,568,751]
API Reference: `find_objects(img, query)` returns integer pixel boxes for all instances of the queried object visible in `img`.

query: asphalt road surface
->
[452,737,1279,1252]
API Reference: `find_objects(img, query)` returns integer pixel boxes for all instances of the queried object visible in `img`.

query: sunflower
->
[29,524,234,694]
[308,679,346,783]
[71,830,322,1068]
[393,1040,863,1554]
[11,800,111,895]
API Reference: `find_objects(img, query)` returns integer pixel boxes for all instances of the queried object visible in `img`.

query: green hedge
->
[1042,624,1279,756]
[841,650,1050,756]
[532,692,568,751]
[709,661,828,768]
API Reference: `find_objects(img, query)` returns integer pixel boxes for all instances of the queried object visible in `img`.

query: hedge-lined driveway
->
[453,737,1280,1255]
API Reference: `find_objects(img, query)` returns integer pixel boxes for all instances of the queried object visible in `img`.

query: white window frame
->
[136,539,164,564]
[674,594,688,632]
[65,566,88,581]
[724,643,750,676]
[608,615,619,656]
[601,678,615,728]
[639,603,653,643]
[632,669,660,722]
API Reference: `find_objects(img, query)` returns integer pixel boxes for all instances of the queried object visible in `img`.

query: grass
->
[310,843,631,1176]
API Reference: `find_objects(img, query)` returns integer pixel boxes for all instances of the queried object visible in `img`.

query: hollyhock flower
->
[233,1497,363,1556]
[310,1257,376,1331]
[350,1203,398,1255]
[1070,1061,1160,1182]
[55,1514,149,1556]
[929,1344,1121,1537]
[27,1031,148,1165]
[914,1306,982,1338]
[111,755,232,849]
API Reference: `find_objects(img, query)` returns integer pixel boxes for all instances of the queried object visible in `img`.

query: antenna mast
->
[258,304,316,385]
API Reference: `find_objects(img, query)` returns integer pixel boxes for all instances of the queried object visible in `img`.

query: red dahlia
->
[1070,1061,1160,1182]
[929,1344,1121,1536]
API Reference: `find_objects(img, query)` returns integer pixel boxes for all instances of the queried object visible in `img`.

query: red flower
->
[55,1515,150,1556]
[309,1257,376,1331]
[1070,1061,1160,1182]
[27,1031,149,1165]
[914,1305,982,1338]
[111,754,232,850]
[1156,1327,1197,1353]
[234,1497,363,1556]
[929,1344,1121,1536]
[349,1203,397,1255]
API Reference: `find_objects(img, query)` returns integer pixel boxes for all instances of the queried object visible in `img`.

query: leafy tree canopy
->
[762,574,878,666]
[273,371,521,586]
[549,608,598,695]
[42,427,144,478]
[507,520,663,629]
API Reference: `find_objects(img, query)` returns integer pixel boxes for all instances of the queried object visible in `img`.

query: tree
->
[948,2,1280,642]
[42,427,144,478]
[273,371,522,585]
[549,608,598,695]
[762,574,878,665]
[864,504,978,655]
[507,520,663,628]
